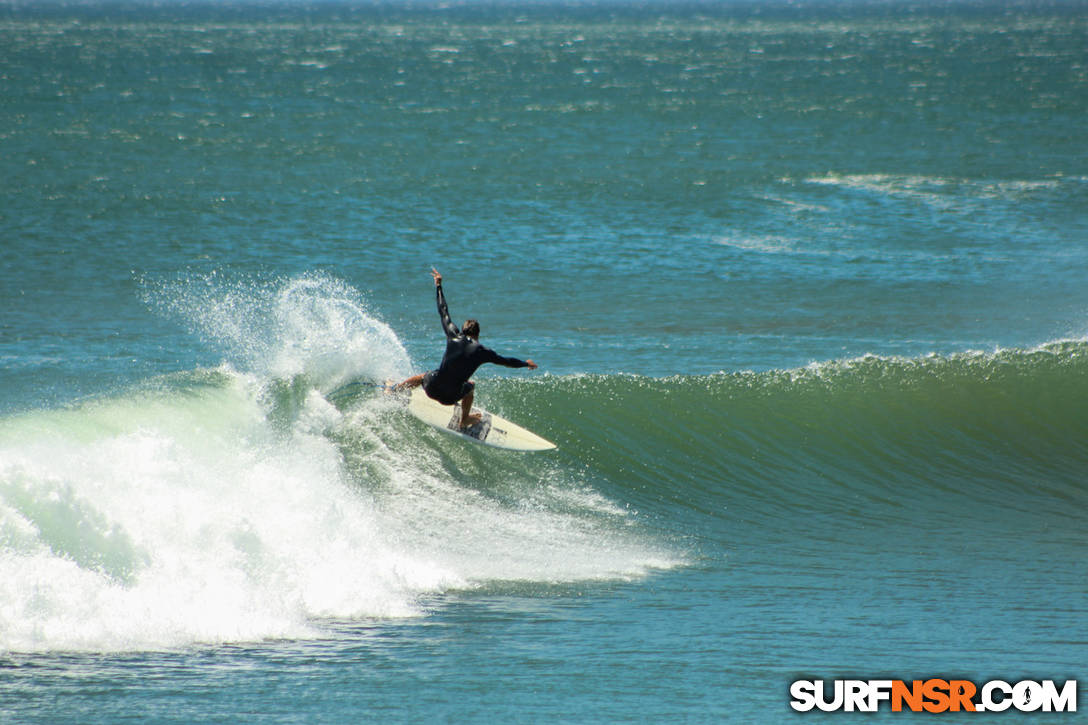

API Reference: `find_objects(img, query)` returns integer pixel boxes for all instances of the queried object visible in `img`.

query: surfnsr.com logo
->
[790,679,1078,713]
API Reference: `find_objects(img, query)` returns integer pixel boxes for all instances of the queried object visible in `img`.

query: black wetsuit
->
[422,282,530,405]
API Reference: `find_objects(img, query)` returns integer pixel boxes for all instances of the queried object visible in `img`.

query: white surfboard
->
[406,387,556,451]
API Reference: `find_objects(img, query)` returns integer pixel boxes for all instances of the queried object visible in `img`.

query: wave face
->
[2,274,1084,652]
[0,276,674,652]
[588,343,1084,492]
[498,344,1088,557]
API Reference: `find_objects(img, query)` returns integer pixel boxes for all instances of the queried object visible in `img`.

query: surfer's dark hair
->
[462,319,480,338]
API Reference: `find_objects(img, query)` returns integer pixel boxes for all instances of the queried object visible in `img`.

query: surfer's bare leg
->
[395,374,425,392]
[459,387,483,428]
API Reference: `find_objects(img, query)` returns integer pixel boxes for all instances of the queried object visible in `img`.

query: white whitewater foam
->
[0,374,431,651]
[0,275,676,652]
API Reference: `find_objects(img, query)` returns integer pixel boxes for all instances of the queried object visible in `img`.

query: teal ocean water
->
[2,0,1087,720]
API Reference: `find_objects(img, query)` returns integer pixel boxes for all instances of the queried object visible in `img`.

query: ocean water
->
[2,0,1087,721]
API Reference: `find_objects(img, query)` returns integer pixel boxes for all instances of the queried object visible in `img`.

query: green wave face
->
[491,343,1088,533]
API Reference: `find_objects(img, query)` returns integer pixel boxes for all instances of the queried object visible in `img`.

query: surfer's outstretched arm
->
[433,268,459,340]
[482,348,538,370]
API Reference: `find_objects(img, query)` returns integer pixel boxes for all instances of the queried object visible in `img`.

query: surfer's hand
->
[431,268,442,285]
[526,360,538,370]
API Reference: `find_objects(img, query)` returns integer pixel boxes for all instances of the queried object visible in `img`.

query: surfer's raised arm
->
[432,268,459,340]
[396,266,538,429]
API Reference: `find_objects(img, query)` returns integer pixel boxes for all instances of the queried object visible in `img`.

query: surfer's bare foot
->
[460,412,483,428]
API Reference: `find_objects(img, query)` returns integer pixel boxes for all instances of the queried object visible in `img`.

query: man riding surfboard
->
[395,268,538,428]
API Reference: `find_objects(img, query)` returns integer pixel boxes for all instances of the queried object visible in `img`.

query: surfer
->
[395,268,538,428]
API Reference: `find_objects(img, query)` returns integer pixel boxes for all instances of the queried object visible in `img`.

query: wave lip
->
[144,272,412,391]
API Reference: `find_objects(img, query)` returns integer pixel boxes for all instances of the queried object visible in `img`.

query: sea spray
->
[0,275,676,652]
[143,271,412,390]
